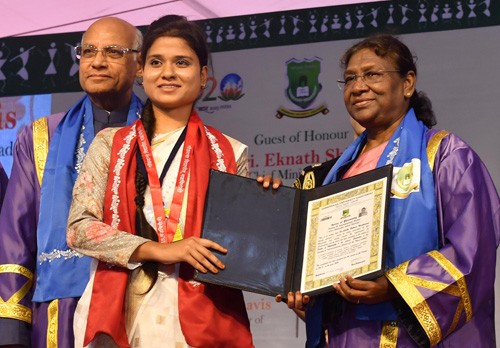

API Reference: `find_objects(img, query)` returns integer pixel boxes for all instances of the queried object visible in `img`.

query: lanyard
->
[136,123,190,243]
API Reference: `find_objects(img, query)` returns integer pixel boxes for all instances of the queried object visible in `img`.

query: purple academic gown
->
[0,162,8,211]
[324,132,500,347]
[0,113,73,347]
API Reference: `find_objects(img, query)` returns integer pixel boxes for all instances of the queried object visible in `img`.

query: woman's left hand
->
[333,275,398,305]
[256,174,282,189]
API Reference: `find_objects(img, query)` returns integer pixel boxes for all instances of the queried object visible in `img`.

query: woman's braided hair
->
[134,15,210,291]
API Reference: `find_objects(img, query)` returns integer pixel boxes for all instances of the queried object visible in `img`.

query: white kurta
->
[70,126,248,347]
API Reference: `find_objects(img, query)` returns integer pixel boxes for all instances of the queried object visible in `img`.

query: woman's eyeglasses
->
[337,70,400,90]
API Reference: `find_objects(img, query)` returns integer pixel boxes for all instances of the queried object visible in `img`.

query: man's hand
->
[256,174,281,189]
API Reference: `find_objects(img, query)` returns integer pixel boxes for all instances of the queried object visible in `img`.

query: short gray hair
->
[80,24,143,52]
[133,27,143,51]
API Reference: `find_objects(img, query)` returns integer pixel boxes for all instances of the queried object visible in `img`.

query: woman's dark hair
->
[140,14,209,68]
[135,15,210,291]
[341,34,436,128]
[139,14,210,140]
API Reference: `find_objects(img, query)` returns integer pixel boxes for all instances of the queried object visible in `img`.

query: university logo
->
[391,159,421,199]
[286,58,321,109]
[276,58,329,119]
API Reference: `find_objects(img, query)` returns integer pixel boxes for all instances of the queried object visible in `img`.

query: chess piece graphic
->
[66,42,79,77]
[45,42,57,75]
[226,25,235,41]
[419,1,429,22]
[0,44,10,93]
[261,18,271,38]
[344,11,352,30]
[332,13,342,30]
[0,44,10,81]
[387,4,395,24]
[456,1,465,19]
[355,8,365,29]
[205,24,213,43]
[279,15,286,35]
[467,0,477,18]
[369,7,380,27]
[431,4,440,22]
[309,13,318,33]
[320,15,330,33]
[442,3,453,19]
[216,26,224,43]
[482,0,491,16]
[10,46,35,80]
[238,22,247,40]
[291,15,303,35]
[249,19,258,39]
[399,4,412,25]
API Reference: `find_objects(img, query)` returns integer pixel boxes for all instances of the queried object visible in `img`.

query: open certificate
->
[301,178,388,294]
[195,165,392,297]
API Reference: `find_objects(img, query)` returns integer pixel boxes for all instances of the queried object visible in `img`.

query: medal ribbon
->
[136,122,191,244]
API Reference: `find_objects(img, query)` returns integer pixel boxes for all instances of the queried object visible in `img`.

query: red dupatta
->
[84,111,253,347]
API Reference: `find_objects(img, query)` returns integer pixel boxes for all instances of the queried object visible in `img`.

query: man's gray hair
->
[133,27,143,51]
[80,22,143,53]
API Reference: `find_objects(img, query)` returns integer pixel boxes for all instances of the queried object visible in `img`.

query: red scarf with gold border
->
[84,112,253,347]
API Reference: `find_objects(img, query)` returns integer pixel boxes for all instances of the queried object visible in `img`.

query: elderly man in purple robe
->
[0,17,143,347]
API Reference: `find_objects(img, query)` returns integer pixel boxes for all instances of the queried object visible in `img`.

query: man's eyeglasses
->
[337,70,400,90]
[74,45,139,60]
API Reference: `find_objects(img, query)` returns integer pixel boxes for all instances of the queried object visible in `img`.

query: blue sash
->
[306,109,439,343]
[33,94,142,302]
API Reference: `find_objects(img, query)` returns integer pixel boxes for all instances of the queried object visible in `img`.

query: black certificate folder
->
[195,165,392,297]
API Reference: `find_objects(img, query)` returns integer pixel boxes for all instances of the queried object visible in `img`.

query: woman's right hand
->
[130,237,227,274]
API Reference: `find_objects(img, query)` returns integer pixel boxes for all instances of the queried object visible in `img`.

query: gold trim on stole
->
[302,171,316,190]
[426,130,449,172]
[404,275,461,297]
[0,264,34,323]
[33,116,50,187]
[427,250,471,320]
[386,262,442,346]
[380,320,399,348]
[428,250,472,335]
[292,176,302,189]
[47,299,59,348]
[386,249,473,345]
[447,299,465,336]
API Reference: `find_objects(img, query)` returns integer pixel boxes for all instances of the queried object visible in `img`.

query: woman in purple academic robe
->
[282,34,500,347]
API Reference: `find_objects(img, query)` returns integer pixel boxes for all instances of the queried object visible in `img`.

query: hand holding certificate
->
[194,165,392,297]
